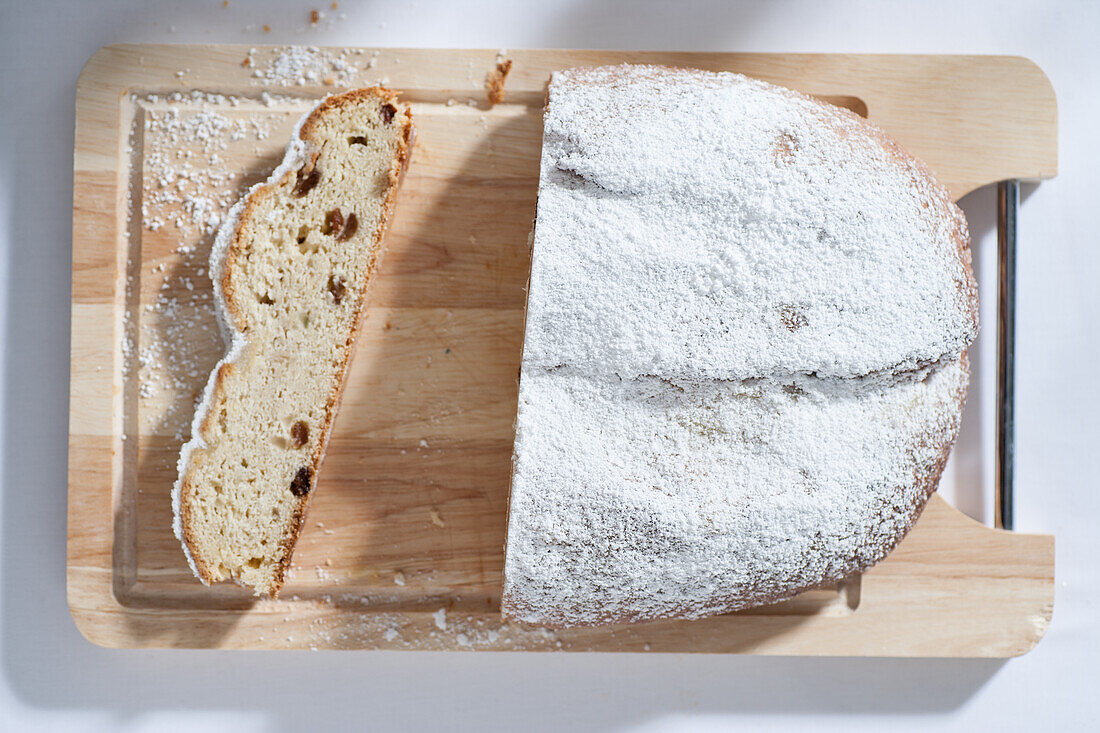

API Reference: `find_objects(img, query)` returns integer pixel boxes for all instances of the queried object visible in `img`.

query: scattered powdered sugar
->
[252,45,367,87]
[139,91,285,240]
[503,65,976,627]
[315,564,341,583]
[432,608,447,631]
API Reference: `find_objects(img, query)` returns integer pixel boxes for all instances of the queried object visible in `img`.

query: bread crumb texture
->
[503,65,978,627]
[174,89,412,596]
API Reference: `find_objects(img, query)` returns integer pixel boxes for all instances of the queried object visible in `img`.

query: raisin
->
[380,103,396,124]
[323,208,344,236]
[336,212,358,242]
[290,420,309,448]
[348,135,369,146]
[290,466,313,497]
[293,163,320,197]
[327,274,346,304]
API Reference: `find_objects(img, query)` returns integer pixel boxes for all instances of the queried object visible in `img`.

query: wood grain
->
[69,45,1056,654]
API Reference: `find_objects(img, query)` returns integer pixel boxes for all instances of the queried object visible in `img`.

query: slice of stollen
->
[173,88,413,596]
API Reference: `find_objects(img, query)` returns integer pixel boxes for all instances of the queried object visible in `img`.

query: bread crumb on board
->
[485,52,513,106]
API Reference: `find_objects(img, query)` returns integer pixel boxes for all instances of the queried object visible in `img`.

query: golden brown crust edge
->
[178,88,414,595]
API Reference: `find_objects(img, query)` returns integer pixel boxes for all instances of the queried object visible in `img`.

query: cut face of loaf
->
[502,65,978,627]
[173,89,413,596]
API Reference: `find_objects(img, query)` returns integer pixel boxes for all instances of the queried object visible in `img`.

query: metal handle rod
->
[995,180,1018,531]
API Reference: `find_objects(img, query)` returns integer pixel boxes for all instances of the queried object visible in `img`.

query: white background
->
[2,1,1098,731]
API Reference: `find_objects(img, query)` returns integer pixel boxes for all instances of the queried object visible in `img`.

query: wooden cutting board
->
[69,45,1057,655]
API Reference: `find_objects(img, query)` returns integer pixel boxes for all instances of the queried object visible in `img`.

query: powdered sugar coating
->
[506,361,966,626]
[502,65,976,627]
[523,65,976,382]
